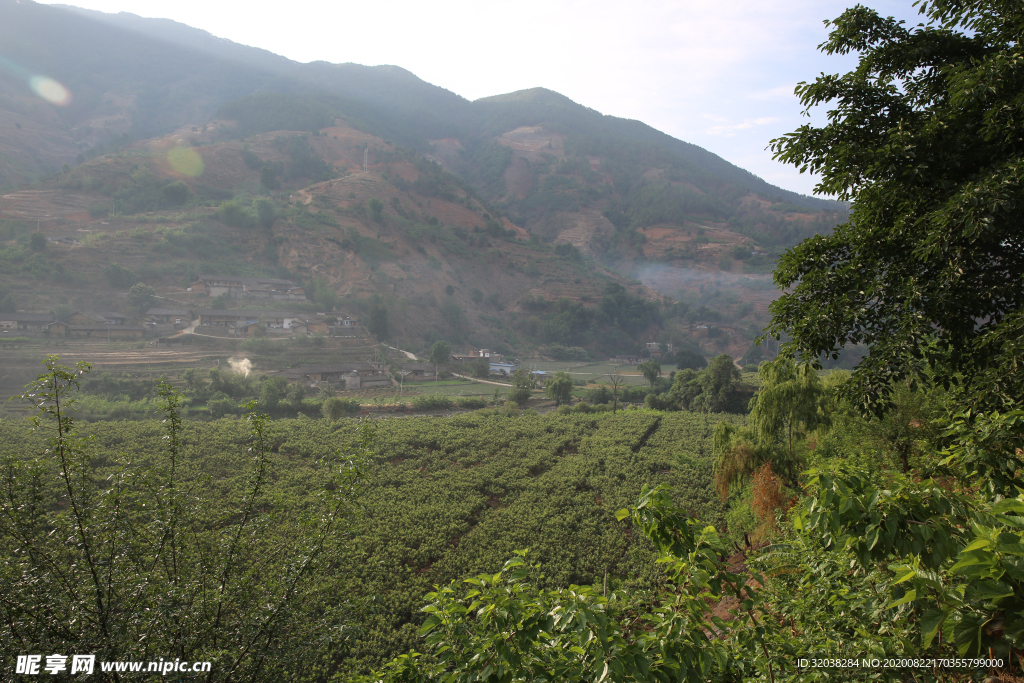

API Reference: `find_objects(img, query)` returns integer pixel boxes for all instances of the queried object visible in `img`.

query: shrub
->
[412,394,453,411]
[217,200,257,228]
[455,396,486,410]
[322,397,359,420]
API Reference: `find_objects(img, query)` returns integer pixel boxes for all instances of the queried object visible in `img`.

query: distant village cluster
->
[0,275,357,339]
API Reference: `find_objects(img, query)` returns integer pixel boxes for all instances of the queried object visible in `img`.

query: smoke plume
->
[228,357,252,377]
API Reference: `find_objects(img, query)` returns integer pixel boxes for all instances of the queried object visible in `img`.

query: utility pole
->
[363,147,368,173]
[399,370,411,398]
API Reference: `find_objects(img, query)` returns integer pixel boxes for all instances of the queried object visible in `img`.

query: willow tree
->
[713,358,830,496]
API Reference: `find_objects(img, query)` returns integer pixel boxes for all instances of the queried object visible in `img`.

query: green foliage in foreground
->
[0,358,373,682]
[0,366,738,678]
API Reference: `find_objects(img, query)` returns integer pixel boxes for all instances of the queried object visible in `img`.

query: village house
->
[488,362,517,377]
[291,316,329,336]
[400,363,446,380]
[282,363,391,390]
[644,341,673,357]
[190,275,306,301]
[197,309,298,330]
[47,321,145,339]
[0,312,55,331]
[450,348,504,362]
[145,308,195,327]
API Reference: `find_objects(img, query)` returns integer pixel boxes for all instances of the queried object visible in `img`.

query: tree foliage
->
[0,358,372,681]
[544,370,574,406]
[126,282,156,315]
[767,0,1024,413]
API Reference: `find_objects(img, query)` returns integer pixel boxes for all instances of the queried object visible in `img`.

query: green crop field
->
[0,407,738,676]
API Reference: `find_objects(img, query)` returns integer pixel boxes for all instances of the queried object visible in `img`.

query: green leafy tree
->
[675,349,706,371]
[322,396,359,420]
[103,263,137,288]
[254,197,276,228]
[161,180,190,206]
[29,232,46,251]
[508,367,534,405]
[369,197,384,223]
[544,370,574,406]
[0,358,372,681]
[638,360,661,388]
[748,357,829,472]
[440,299,467,340]
[259,375,288,411]
[467,358,490,379]
[126,282,156,316]
[259,165,280,190]
[713,357,829,496]
[767,0,1024,413]
[0,292,15,313]
[367,294,389,341]
[429,340,451,385]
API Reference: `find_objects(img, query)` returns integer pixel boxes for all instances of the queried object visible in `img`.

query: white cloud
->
[707,117,780,136]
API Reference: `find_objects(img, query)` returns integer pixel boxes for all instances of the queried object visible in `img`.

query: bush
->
[208,396,240,418]
[217,200,257,228]
[104,263,137,288]
[455,396,486,410]
[412,394,453,411]
[322,397,359,420]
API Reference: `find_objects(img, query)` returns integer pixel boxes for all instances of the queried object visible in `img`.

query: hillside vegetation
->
[0,0,845,362]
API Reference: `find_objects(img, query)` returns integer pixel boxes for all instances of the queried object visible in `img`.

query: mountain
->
[0,0,845,361]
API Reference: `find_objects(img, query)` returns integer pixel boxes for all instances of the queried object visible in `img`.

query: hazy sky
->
[42,0,921,197]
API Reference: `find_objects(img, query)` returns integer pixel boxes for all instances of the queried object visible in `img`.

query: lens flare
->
[167,147,204,177]
[28,75,71,106]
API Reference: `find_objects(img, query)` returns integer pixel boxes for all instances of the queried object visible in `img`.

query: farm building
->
[191,275,306,301]
[47,322,145,338]
[0,312,55,331]
[145,308,194,327]
[282,363,391,390]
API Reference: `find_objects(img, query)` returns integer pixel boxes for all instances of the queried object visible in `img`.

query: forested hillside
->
[0,0,845,361]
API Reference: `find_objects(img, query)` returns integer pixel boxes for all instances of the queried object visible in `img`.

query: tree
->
[1,360,372,681]
[161,181,190,206]
[29,232,46,251]
[713,357,830,497]
[104,263,136,288]
[259,165,280,190]
[369,197,384,223]
[696,354,742,413]
[675,349,706,371]
[0,293,15,313]
[127,282,156,316]
[544,370,574,406]
[767,0,1024,413]
[440,299,467,340]
[748,357,829,473]
[254,197,276,228]
[508,367,534,405]
[638,360,661,388]
[322,396,359,420]
[605,370,626,414]
[367,295,389,341]
[467,358,490,379]
[429,340,451,385]
[259,376,288,411]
